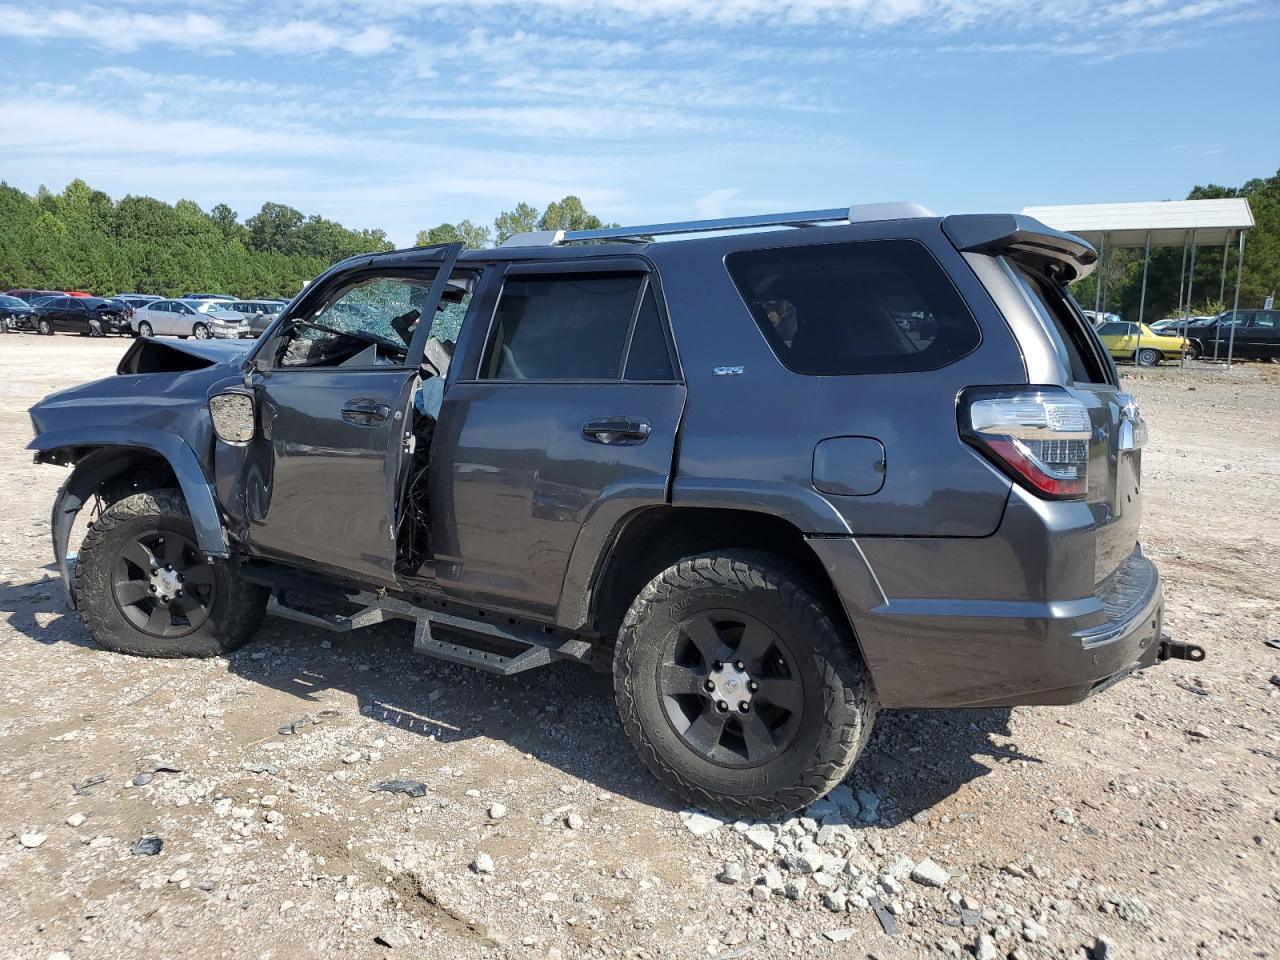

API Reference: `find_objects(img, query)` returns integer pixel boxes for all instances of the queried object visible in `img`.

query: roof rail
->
[499,201,934,247]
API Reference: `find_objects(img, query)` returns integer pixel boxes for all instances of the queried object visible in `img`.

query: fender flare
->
[555,479,853,631]
[31,430,230,608]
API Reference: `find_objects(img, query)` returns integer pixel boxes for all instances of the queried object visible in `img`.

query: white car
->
[131,299,247,339]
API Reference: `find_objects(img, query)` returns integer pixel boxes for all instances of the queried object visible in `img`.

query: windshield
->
[0,296,25,308]
[195,301,235,313]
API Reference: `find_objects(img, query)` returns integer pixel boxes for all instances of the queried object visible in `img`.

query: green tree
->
[246,202,305,255]
[493,202,540,244]
[416,220,493,249]
[538,196,605,233]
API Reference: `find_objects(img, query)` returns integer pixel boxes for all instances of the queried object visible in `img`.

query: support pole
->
[1180,234,1198,368]
[1227,230,1246,368]
[1094,232,1106,317]
[1219,232,1231,305]
[1176,231,1189,317]
[1134,231,1150,365]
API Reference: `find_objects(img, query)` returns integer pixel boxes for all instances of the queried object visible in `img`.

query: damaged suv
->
[28,203,1202,817]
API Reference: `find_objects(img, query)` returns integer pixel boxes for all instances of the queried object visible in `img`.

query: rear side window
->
[1008,265,1110,385]
[482,272,657,381]
[726,239,980,376]
[623,286,675,381]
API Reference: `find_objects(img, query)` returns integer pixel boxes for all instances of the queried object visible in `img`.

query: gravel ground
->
[0,335,1277,960]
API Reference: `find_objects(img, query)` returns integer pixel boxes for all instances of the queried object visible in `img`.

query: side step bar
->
[258,576,593,677]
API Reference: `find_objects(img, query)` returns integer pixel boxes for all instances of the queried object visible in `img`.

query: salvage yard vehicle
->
[0,294,37,332]
[1180,309,1280,361]
[31,295,132,336]
[219,298,288,337]
[130,298,246,339]
[27,203,1204,817]
[1096,320,1188,366]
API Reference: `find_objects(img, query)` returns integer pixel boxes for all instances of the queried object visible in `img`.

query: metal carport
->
[1021,198,1255,365]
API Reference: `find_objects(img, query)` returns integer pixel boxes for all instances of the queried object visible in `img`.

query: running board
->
[262,580,593,676]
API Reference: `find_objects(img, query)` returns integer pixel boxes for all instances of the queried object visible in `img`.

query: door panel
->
[247,368,415,584]
[429,381,685,620]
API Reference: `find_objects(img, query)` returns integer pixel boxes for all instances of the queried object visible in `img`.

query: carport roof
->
[1019,198,1253,248]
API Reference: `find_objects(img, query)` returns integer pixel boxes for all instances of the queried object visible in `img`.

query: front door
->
[244,249,461,586]
[429,263,686,621]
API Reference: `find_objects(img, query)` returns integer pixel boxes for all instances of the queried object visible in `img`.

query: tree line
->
[1,171,1275,314]
[0,180,616,300]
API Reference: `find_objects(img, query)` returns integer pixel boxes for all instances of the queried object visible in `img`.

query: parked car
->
[1148,315,1209,334]
[111,294,163,315]
[31,296,131,336]
[130,298,246,339]
[0,294,37,332]
[219,299,287,337]
[1180,309,1280,360]
[1079,309,1121,328]
[5,288,64,303]
[28,204,1198,818]
[1096,321,1188,366]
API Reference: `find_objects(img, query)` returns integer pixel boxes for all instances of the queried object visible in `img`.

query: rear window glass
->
[725,239,980,376]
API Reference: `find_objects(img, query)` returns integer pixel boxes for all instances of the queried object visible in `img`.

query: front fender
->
[32,431,230,607]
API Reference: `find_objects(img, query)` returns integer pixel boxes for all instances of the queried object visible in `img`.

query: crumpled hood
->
[117,335,254,375]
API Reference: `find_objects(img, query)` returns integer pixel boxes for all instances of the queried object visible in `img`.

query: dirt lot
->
[0,335,1276,960]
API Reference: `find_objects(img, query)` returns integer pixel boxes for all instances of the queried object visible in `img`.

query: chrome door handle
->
[341,400,391,425]
[582,417,651,445]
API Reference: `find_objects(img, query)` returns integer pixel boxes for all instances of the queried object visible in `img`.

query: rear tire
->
[614,551,878,819]
[1136,348,1161,367]
[75,489,266,658]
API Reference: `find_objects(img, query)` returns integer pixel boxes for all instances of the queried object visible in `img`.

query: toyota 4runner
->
[28,202,1203,818]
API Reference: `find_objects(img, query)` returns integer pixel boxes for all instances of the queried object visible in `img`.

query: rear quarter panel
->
[651,220,1025,537]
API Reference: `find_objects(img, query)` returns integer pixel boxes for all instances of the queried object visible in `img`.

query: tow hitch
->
[1158,634,1206,663]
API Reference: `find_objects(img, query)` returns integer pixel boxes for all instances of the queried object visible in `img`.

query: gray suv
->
[27,203,1200,817]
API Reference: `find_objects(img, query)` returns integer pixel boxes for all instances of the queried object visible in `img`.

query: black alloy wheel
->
[659,609,804,767]
[111,528,216,638]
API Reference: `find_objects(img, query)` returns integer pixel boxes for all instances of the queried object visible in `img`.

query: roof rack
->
[499,201,935,247]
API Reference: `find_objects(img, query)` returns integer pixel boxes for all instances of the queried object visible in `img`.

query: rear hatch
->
[1006,265,1139,582]
[943,214,1140,585]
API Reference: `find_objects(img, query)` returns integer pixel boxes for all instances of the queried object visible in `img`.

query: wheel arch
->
[569,505,869,660]
[37,437,230,608]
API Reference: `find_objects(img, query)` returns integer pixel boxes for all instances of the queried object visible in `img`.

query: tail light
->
[960,387,1091,499]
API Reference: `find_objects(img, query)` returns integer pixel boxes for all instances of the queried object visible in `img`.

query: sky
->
[1,0,1277,246]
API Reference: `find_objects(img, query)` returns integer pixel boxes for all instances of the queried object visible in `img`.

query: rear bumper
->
[808,534,1167,709]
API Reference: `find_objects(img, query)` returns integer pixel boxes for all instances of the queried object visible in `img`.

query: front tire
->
[1136,347,1161,367]
[192,323,210,339]
[1187,340,1203,360]
[37,318,53,335]
[137,321,153,337]
[614,551,877,819]
[75,489,266,657]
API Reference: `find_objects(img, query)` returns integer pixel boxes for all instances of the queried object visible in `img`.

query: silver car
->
[131,299,247,339]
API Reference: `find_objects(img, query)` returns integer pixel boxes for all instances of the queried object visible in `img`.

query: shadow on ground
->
[2,578,1039,825]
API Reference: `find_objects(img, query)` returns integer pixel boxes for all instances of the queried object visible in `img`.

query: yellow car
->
[1096,320,1188,366]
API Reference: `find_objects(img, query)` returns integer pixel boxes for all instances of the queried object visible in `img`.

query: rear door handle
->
[342,399,392,426]
[582,417,651,445]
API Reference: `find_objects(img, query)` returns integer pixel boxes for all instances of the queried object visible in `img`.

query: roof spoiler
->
[941,214,1097,283]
